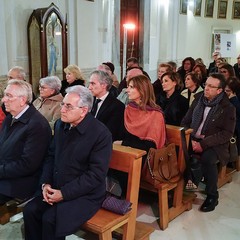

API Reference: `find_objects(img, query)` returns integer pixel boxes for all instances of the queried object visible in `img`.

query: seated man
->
[89,70,125,141]
[0,80,52,205]
[181,73,236,212]
[23,86,112,240]
[117,67,144,105]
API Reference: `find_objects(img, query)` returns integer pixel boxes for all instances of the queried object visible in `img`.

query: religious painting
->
[217,0,228,19]
[180,0,188,14]
[232,0,240,19]
[205,0,215,17]
[194,0,202,16]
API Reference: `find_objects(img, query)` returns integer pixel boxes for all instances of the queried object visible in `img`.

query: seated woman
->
[122,74,166,156]
[60,64,85,96]
[181,72,203,106]
[33,76,63,129]
[225,77,240,155]
[157,71,189,126]
[152,63,173,98]
[192,64,207,87]
[111,75,166,196]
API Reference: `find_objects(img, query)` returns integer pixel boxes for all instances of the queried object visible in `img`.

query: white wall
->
[148,0,240,81]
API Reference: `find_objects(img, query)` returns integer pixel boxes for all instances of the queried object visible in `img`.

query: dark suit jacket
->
[40,114,112,236]
[94,93,125,141]
[181,93,236,165]
[0,105,52,199]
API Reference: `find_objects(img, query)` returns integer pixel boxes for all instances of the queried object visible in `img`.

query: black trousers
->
[200,148,219,198]
[23,196,65,240]
[0,194,12,205]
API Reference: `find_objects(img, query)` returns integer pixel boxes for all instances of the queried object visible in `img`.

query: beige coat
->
[33,93,63,129]
[181,86,203,106]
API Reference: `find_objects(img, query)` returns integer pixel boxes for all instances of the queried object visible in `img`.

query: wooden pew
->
[140,125,196,230]
[82,144,154,240]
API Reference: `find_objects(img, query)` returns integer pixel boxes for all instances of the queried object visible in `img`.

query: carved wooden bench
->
[82,144,154,240]
[140,125,196,230]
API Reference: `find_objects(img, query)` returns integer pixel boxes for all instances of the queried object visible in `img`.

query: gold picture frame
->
[218,0,228,19]
[205,0,215,17]
[194,0,202,16]
[232,0,240,19]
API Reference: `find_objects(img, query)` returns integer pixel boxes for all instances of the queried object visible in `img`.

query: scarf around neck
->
[191,91,225,135]
[124,102,166,149]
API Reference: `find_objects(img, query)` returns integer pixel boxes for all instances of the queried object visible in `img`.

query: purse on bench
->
[102,195,132,215]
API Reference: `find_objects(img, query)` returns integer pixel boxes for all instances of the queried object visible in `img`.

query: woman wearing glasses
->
[33,76,63,129]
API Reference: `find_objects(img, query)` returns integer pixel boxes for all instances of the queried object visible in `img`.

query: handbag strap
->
[180,128,191,178]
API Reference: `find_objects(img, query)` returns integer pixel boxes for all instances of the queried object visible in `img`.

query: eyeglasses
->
[39,85,52,90]
[203,83,220,89]
[3,93,21,101]
[60,102,82,111]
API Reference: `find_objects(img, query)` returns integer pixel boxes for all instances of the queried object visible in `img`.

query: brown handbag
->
[141,143,181,187]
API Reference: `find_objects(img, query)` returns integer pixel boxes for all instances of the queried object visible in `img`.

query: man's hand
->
[192,140,203,153]
[42,184,63,205]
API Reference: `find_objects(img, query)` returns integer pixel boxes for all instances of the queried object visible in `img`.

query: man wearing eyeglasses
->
[181,73,236,212]
[0,80,52,206]
[23,85,112,240]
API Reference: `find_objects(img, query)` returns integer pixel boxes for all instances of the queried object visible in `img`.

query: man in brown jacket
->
[181,73,236,212]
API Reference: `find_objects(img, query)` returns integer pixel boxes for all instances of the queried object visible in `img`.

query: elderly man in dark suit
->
[89,70,125,141]
[23,85,112,240]
[181,73,236,212]
[0,80,52,205]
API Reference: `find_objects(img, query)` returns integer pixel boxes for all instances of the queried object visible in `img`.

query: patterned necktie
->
[91,99,102,116]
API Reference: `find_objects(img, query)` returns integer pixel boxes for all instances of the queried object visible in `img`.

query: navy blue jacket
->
[40,113,112,236]
[0,105,52,199]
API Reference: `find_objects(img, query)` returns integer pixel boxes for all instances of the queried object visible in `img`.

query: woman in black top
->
[60,64,85,96]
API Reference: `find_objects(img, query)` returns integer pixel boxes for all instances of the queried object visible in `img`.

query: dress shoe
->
[200,196,218,212]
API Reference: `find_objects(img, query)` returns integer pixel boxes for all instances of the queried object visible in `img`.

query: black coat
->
[60,79,85,96]
[0,105,52,199]
[94,94,125,141]
[157,90,189,126]
[40,114,112,236]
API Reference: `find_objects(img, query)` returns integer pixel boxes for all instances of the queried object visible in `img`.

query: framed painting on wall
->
[180,0,188,14]
[194,0,202,16]
[205,0,215,17]
[232,0,240,19]
[218,0,228,19]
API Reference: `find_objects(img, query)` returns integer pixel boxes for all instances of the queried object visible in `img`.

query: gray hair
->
[65,85,93,112]
[39,76,62,93]
[8,66,26,80]
[7,79,32,104]
[89,70,113,91]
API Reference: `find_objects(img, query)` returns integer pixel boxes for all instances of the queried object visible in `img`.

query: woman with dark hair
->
[152,63,173,98]
[157,71,189,126]
[177,57,195,85]
[193,64,208,86]
[122,74,166,156]
[181,72,203,106]
[218,63,236,80]
[112,75,166,195]
[225,77,240,154]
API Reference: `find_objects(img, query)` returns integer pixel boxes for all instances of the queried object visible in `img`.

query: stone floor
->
[0,172,240,240]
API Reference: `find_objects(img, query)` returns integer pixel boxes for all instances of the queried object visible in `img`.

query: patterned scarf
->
[124,102,166,149]
[191,92,225,136]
